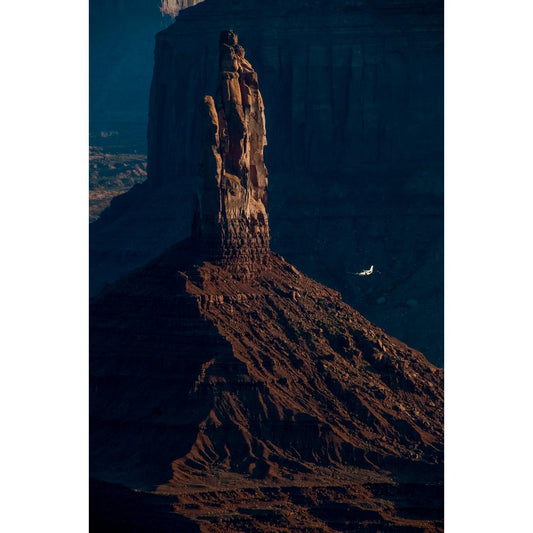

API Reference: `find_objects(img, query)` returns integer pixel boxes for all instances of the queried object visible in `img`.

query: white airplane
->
[348,265,374,276]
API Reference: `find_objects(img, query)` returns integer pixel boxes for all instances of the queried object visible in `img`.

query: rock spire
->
[192,31,270,270]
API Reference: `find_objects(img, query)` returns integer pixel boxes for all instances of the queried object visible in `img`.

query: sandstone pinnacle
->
[192,31,269,271]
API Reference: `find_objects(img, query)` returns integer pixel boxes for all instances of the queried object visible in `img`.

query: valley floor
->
[89,147,147,222]
[91,469,444,533]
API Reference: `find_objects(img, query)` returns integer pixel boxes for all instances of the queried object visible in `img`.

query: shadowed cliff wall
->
[89,0,174,151]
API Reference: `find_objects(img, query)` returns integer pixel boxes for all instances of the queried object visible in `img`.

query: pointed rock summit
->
[192,31,269,270]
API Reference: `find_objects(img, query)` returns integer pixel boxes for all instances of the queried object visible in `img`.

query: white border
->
[446,0,533,530]
[1,0,532,531]
[1,1,88,531]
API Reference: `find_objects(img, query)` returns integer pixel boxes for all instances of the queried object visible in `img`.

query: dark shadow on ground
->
[90,478,200,532]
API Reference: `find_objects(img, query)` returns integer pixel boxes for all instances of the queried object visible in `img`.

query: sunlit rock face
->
[192,32,269,271]
[160,0,205,17]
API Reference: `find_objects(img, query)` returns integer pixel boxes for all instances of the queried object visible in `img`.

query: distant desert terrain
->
[89,147,147,222]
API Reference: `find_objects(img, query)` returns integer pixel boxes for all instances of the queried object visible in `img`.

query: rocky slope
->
[90,31,443,531]
[90,243,443,531]
[90,0,444,365]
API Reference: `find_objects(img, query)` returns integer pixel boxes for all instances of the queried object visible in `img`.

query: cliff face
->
[89,1,206,150]
[91,0,444,365]
[89,0,171,151]
[148,0,443,185]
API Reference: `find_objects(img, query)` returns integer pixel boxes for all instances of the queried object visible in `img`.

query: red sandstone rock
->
[193,31,269,272]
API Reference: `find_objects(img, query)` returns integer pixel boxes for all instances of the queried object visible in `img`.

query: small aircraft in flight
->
[348,265,374,277]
